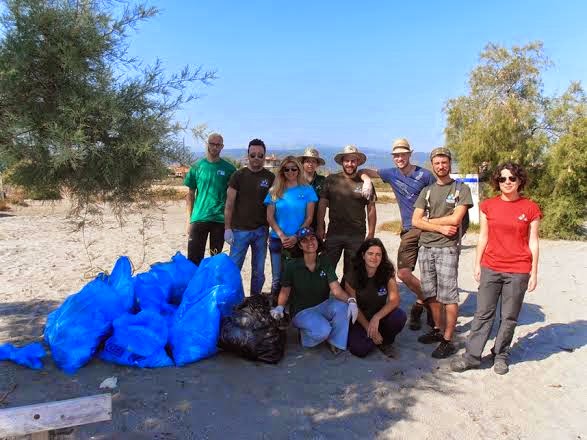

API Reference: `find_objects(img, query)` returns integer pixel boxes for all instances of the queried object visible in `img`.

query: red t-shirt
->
[480,196,542,274]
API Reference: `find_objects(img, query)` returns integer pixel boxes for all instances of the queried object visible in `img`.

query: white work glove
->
[347,298,358,324]
[270,305,285,320]
[224,228,234,246]
[361,180,373,200]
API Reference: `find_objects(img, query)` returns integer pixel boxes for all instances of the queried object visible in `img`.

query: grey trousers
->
[324,233,364,278]
[465,266,530,364]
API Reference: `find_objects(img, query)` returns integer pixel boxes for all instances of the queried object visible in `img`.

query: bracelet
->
[347,298,357,304]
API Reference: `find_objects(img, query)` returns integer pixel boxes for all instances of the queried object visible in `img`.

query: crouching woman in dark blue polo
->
[344,238,407,357]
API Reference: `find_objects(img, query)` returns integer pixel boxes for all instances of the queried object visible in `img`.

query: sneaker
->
[378,343,397,358]
[493,358,509,375]
[417,328,444,344]
[450,355,480,372]
[431,340,457,359]
[409,302,424,330]
[329,344,343,356]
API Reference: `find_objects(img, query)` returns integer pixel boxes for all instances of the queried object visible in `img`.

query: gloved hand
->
[224,228,234,246]
[347,298,358,323]
[270,305,285,320]
[361,180,373,200]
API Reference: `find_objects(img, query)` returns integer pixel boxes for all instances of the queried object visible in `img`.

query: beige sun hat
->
[297,146,326,166]
[334,144,367,166]
[392,138,412,154]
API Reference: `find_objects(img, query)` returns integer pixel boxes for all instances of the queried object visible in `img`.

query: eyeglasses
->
[498,176,518,183]
[283,167,298,172]
[249,153,264,159]
[208,142,223,148]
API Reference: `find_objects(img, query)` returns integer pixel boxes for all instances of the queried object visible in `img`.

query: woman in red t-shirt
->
[451,162,541,375]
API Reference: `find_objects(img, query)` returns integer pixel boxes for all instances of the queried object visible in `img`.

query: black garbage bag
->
[218,295,286,364]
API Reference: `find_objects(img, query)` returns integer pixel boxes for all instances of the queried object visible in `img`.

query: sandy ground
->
[0,201,586,440]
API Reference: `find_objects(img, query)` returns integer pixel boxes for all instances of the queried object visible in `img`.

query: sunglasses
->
[208,142,223,148]
[283,167,298,172]
[498,176,518,183]
[249,153,264,159]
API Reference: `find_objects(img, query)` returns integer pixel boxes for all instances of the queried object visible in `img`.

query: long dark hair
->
[351,238,395,288]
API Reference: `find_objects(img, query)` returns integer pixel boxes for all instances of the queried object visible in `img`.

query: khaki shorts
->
[397,228,422,271]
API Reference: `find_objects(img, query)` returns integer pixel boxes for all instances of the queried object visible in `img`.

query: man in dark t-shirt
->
[317,145,376,278]
[224,139,275,296]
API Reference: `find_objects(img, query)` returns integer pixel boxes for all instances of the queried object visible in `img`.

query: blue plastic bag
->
[134,271,174,313]
[169,254,244,366]
[44,276,129,374]
[150,252,197,305]
[104,256,135,312]
[99,311,173,368]
[0,342,46,370]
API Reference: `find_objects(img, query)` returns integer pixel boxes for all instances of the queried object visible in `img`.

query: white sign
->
[450,173,480,224]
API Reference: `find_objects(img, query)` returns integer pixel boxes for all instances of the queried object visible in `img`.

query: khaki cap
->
[430,147,452,161]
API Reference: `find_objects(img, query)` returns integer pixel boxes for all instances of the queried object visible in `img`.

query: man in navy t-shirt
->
[359,138,435,330]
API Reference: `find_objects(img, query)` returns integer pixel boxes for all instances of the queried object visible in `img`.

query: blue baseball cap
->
[295,227,316,240]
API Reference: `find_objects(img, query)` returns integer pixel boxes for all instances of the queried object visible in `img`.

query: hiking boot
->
[409,302,424,330]
[417,328,444,344]
[431,340,457,359]
[378,343,397,358]
[450,355,480,372]
[493,358,509,375]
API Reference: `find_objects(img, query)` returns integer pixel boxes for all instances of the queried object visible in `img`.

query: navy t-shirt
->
[379,166,435,230]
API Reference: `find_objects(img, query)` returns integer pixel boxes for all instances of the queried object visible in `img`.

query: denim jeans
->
[229,226,269,296]
[268,236,284,295]
[291,298,350,350]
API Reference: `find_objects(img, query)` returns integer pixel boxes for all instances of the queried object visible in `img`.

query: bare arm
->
[412,207,458,236]
[316,198,328,239]
[474,212,489,282]
[185,188,195,235]
[276,286,291,307]
[527,219,540,292]
[330,280,352,303]
[302,201,315,228]
[357,168,380,179]
[372,278,401,321]
[366,201,376,239]
[266,204,285,239]
[224,187,237,229]
[428,205,469,226]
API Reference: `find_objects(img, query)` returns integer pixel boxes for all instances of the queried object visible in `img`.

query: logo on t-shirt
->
[353,185,362,194]
[518,213,528,222]
[260,179,269,188]
[319,270,326,278]
[377,286,387,296]
[217,170,226,176]
[445,193,456,205]
[415,170,424,181]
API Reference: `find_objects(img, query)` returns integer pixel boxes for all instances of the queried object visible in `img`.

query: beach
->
[0,201,586,439]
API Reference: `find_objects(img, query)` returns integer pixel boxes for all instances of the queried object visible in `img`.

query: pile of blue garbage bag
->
[0,252,245,373]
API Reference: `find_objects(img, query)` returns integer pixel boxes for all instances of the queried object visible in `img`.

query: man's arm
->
[427,205,469,226]
[316,198,328,239]
[412,207,458,236]
[224,187,237,230]
[357,169,380,179]
[185,189,195,235]
[366,201,376,239]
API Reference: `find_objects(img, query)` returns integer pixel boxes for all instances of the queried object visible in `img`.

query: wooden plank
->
[0,394,112,437]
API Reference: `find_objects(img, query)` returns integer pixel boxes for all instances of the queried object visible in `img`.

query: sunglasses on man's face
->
[498,176,518,183]
[283,167,298,172]
[249,153,264,159]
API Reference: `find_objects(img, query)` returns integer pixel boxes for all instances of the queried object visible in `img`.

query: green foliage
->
[444,41,587,239]
[0,0,214,216]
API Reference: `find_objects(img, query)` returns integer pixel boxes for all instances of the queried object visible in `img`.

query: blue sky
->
[125,1,587,153]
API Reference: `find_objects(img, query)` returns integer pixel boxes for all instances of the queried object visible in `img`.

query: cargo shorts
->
[397,228,422,271]
[418,246,460,304]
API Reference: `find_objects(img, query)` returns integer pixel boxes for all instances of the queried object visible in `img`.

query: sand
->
[0,201,586,439]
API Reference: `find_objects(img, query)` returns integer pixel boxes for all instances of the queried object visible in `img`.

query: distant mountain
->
[222,146,429,171]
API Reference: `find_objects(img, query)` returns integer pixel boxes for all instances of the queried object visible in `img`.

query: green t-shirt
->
[184,158,236,223]
[309,173,326,231]
[228,167,275,230]
[414,180,473,248]
[320,172,376,236]
[282,254,338,317]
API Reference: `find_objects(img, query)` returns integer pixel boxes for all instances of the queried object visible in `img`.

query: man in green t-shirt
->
[412,147,473,359]
[184,132,236,265]
[316,144,376,278]
[297,146,326,231]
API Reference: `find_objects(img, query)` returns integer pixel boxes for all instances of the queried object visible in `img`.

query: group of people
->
[184,133,541,373]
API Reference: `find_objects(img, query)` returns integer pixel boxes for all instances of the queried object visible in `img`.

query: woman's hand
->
[367,316,380,340]
[281,235,297,248]
[528,273,538,292]
[371,330,383,345]
[474,263,481,283]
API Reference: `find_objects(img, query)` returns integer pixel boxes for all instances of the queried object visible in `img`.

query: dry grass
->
[376,194,397,204]
[377,220,402,234]
[0,199,10,211]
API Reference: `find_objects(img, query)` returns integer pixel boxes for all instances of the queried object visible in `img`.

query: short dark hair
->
[490,161,528,192]
[248,138,266,154]
[351,238,395,288]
